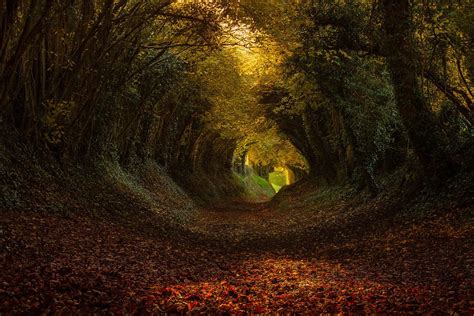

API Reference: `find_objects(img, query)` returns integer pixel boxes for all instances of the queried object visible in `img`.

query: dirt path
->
[1,203,473,314]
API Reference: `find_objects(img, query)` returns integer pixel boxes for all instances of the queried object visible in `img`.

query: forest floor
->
[1,177,473,314]
[1,141,473,314]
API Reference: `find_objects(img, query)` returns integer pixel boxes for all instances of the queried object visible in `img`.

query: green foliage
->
[236,173,276,199]
[196,38,308,177]
[259,0,471,185]
[1,0,473,200]
[453,0,474,82]
[280,27,400,183]
[268,171,286,192]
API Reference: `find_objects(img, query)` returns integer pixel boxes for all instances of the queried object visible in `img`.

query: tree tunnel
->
[148,89,310,202]
[0,0,472,203]
[1,1,473,314]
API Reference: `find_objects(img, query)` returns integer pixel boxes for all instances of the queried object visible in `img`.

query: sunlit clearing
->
[269,166,294,192]
[234,138,308,199]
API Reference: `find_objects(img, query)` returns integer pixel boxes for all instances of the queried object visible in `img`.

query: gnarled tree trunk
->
[381,0,454,172]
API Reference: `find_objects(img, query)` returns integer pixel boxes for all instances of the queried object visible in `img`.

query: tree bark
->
[381,0,453,171]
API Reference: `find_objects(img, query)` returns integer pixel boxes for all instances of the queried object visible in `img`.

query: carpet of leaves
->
[1,203,473,314]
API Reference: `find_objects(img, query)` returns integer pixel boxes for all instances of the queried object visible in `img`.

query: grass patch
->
[236,173,276,200]
[269,171,287,193]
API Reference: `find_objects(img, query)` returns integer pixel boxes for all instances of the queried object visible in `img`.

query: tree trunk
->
[303,107,339,184]
[381,0,453,172]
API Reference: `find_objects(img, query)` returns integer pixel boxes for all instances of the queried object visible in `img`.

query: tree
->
[381,0,454,172]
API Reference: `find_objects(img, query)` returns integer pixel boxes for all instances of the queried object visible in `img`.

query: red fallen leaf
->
[254,305,265,313]
[187,301,199,311]
[157,287,180,297]
[185,294,201,301]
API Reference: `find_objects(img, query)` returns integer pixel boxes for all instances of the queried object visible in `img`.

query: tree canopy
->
[1,0,473,195]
